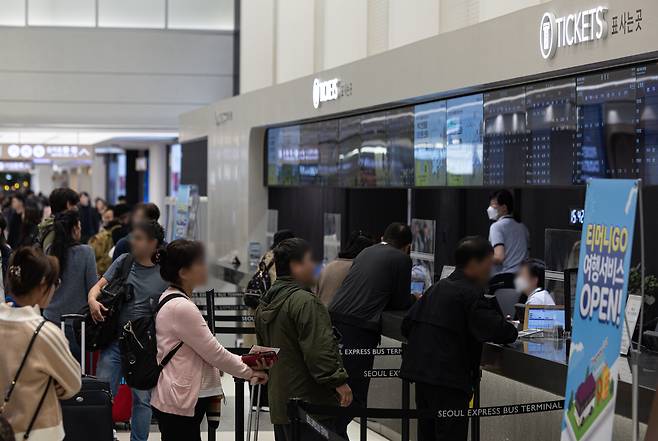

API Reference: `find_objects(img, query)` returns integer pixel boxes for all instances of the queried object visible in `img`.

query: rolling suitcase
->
[60,314,114,441]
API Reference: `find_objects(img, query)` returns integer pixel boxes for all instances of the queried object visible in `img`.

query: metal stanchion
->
[288,399,302,441]
[470,368,481,441]
[401,379,410,441]
[235,377,246,441]
[360,415,367,441]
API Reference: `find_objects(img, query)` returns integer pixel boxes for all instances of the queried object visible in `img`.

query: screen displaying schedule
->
[266,61,658,188]
[414,101,447,186]
[525,78,577,186]
[483,87,528,186]
[575,67,638,183]
[637,63,658,185]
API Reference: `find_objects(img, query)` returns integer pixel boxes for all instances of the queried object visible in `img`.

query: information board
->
[446,94,484,186]
[637,62,658,185]
[483,86,528,186]
[575,68,637,183]
[414,100,447,186]
[526,78,577,185]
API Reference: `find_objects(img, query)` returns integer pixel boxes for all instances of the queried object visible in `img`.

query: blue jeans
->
[97,341,152,441]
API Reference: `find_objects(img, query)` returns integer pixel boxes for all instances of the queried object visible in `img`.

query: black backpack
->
[118,293,186,391]
[244,258,274,309]
[76,255,135,352]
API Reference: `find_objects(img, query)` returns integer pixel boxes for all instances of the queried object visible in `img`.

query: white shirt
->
[526,288,555,306]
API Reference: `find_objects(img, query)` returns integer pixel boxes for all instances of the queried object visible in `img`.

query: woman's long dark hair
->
[50,209,80,276]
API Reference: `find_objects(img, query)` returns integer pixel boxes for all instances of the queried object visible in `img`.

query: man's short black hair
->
[135,202,161,222]
[273,238,311,277]
[272,229,296,249]
[49,188,80,214]
[490,189,514,214]
[455,236,494,268]
[522,258,546,289]
[383,222,412,249]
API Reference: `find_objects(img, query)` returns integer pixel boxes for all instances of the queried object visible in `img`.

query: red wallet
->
[241,351,279,367]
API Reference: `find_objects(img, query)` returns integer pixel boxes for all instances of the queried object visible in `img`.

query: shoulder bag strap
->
[1,320,48,413]
[156,292,187,369]
[23,377,52,439]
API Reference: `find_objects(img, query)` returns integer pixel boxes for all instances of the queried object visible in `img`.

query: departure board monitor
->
[414,100,447,186]
[267,126,301,186]
[637,62,658,185]
[386,107,415,187]
[446,94,484,186]
[299,123,320,185]
[317,119,339,186]
[575,67,637,183]
[525,78,577,186]
[483,87,528,186]
[359,111,387,187]
[338,115,361,187]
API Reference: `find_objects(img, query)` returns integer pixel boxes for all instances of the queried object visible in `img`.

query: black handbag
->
[76,255,134,351]
[0,320,52,441]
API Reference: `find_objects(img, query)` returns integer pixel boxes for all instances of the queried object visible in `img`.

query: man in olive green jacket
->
[256,238,352,441]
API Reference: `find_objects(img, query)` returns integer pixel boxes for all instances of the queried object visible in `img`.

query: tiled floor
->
[117,375,390,441]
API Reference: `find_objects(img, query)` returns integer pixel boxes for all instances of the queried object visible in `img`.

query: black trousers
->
[333,322,381,440]
[153,397,211,441]
[274,419,337,441]
[415,383,470,441]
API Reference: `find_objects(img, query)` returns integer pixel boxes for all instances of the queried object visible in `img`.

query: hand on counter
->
[336,383,353,407]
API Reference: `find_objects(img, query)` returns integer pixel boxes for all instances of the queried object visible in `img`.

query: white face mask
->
[514,276,530,294]
[487,206,499,221]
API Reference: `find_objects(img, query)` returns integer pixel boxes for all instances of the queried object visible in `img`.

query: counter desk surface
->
[381,310,658,423]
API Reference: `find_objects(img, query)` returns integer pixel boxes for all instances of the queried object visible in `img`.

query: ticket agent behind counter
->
[487,190,530,292]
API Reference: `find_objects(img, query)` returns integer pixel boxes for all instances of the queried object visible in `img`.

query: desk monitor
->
[411,281,425,295]
[524,305,566,331]
[440,265,455,280]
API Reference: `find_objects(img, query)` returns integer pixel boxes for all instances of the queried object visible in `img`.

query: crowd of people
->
[0,187,268,441]
[0,186,554,441]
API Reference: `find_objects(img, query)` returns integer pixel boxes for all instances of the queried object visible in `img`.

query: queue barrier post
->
[198,289,252,441]
[401,342,410,441]
[288,399,303,441]
[470,368,481,441]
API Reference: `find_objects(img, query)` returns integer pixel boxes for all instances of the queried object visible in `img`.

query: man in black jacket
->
[401,236,518,441]
[329,222,416,438]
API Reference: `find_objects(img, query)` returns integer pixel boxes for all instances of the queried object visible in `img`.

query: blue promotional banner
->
[561,179,639,441]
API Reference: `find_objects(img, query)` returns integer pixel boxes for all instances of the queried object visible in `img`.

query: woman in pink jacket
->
[151,240,268,441]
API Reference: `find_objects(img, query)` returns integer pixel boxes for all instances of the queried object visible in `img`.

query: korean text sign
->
[561,179,638,441]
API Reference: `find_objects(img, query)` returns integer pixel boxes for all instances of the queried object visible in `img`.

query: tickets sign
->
[561,179,639,441]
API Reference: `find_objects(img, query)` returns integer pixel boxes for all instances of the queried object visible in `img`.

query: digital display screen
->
[411,281,425,295]
[446,94,484,186]
[265,63,658,189]
[338,115,361,187]
[526,78,577,185]
[386,107,415,187]
[267,126,300,185]
[414,101,447,186]
[637,63,658,185]
[483,87,528,186]
[575,67,637,183]
[299,123,320,185]
[318,120,339,186]
[526,307,566,331]
[359,111,388,187]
